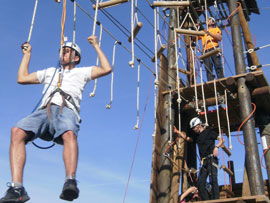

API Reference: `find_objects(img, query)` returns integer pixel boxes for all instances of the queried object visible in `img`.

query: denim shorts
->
[16,105,80,145]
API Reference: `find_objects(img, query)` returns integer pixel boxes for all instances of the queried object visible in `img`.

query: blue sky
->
[0,1,270,203]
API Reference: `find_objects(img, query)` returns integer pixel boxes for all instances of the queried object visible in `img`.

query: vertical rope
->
[214,80,221,137]
[169,86,172,143]
[225,90,232,150]
[134,59,141,130]
[92,0,99,36]
[90,24,103,97]
[129,0,135,68]
[204,0,208,30]
[27,0,39,42]
[59,0,67,62]
[152,8,159,138]
[73,0,76,44]
[106,41,118,109]
[174,30,182,146]
[191,46,199,113]
[199,62,208,126]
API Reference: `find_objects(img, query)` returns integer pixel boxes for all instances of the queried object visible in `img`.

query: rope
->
[90,24,103,97]
[27,0,39,42]
[134,59,141,130]
[199,61,208,126]
[169,85,173,143]
[224,90,232,150]
[129,0,135,68]
[224,2,241,35]
[261,144,270,169]
[92,0,99,36]
[106,41,119,109]
[191,46,200,113]
[236,103,256,145]
[73,0,76,44]
[123,73,154,203]
[214,79,221,137]
[76,1,182,97]
[204,0,208,30]
[174,30,182,146]
[154,8,159,86]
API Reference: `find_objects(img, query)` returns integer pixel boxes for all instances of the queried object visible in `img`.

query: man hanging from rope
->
[174,117,224,200]
[198,17,224,81]
[0,35,111,203]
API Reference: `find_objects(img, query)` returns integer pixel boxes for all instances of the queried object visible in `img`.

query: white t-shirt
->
[37,67,93,114]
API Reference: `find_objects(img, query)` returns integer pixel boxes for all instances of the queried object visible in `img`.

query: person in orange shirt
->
[200,17,224,81]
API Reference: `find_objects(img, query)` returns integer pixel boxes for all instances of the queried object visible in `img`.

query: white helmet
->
[208,17,216,24]
[62,42,81,64]
[189,117,202,128]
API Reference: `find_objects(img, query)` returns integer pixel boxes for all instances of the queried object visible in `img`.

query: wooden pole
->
[157,7,177,203]
[238,5,260,68]
[228,0,265,196]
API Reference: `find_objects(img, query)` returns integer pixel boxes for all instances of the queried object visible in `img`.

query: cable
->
[236,103,256,145]
[123,72,154,203]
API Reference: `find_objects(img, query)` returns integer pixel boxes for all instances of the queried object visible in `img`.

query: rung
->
[199,48,221,60]
[93,0,128,9]
[175,28,205,36]
[152,1,190,7]
[221,144,231,156]
[222,165,234,176]
[152,44,166,62]
[128,22,143,42]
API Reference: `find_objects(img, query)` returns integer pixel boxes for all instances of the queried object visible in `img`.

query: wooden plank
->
[175,28,205,36]
[152,1,190,7]
[128,22,143,42]
[92,0,128,9]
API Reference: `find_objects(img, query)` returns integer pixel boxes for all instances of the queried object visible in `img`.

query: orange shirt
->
[200,27,221,51]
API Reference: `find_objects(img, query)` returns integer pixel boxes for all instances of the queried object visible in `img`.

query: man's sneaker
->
[0,184,30,203]
[60,179,79,201]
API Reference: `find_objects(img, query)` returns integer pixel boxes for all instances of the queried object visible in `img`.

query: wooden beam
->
[221,144,232,156]
[151,44,166,62]
[222,165,234,176]
[175,28,205,36]
[171,66,191,75]
[93,0,128,9]
[199,48,221,60]
[128,22,143,42]
[152,1,190,7]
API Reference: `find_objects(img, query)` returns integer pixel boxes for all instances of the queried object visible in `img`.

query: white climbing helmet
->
[62,42,81,64]
[189,117,202,129]
[208,17,216,24]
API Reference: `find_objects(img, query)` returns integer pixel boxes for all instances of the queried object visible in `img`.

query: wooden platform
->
[163,70,270,132]
[193,195,270,203]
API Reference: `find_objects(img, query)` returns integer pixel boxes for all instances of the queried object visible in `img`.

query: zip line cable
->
[89,0,154,58]
[76,2,185,97]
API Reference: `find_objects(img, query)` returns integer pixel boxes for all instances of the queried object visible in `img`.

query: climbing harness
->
[106,41,119,109]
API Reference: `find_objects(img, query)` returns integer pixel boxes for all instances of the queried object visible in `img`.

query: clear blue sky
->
[0,1,270,203]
